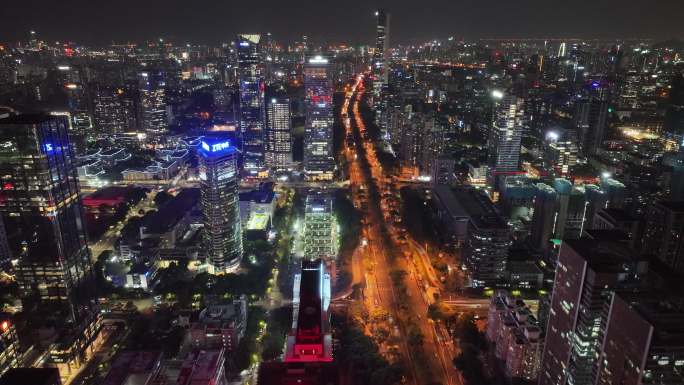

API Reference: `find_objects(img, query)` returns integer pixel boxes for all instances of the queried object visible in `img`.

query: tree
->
[154,191,173,206]
[453,345,487,385]
[427,303,445,321]
[407,325,424,348]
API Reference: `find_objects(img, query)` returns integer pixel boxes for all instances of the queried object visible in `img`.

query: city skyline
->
[1,4,684,385]
[1,0,683,45]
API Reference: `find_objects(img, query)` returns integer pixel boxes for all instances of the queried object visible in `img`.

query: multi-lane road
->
[341,75,463,385]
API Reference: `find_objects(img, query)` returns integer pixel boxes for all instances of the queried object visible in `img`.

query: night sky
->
[1,0,683,45]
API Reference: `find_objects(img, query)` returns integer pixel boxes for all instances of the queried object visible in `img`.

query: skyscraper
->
[93,87,127,135]
[138,70,168,134]
[669,145,684,201]
[373,9,390,133]
[529,183,557,252]
[596,292,684,385]
[285,259,332,363]
[455,187,511,287]
[539,236,644,385]
[237,34,267,177]
[664,73,684,139]
[303,56,335,181]
[488,93,524,188]
[0,113,93,318]
[198,137,243,274]
[303,192,337,260]
[372,9,390,98]
[265,96,292,171]
[641,201,684,274]
[574,80,609,156]
[543,129,578,176]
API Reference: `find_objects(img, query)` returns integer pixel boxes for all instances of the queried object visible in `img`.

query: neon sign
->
[201,140,232,153]
[44,143,54,152]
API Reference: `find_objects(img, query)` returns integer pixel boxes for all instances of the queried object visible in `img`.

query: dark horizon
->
[1,0,683,46]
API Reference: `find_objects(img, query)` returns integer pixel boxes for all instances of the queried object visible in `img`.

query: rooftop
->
[0,368,60,385]
[102,350,163,385]
[0,113,55,125]
[563,237,641,274]
[177,350,225,385]
[450,187,508,229]
[144,188,199,234]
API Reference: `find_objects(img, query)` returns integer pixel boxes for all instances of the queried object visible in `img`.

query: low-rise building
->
[189,297,247,353]
[0,315,19,377]
[122,159,180,182]
[99,148,130,167]
[239,188,277,232]
[102,350,163,385]
[48,309,105,382]
[486,291,543,382]
[176,349,227,385]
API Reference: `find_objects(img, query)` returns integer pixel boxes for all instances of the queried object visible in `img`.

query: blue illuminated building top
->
[198,138,237,157]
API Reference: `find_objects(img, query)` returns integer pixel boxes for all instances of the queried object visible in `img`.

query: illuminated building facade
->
[0,316,19,377]
[237,34,267,177]
[303,193,336,260]
[0,114,94,316]
[138,70,167,134]
[574,80,609,156]
[543,129,578,176]
[265,96,292,170]
[459,187,511,287]
[488,93,524,189]
[93,87,128,135]
[486,292,543,382]
[190,297,247,353]
[596,292,684,385]
[198,137,243,274]
[303,56,335,181]
[372,9,390,101]
[539,236,642,385]
[285,259,332,363]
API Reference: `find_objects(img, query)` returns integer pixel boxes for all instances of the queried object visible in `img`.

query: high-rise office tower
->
[373,9,390,132]
[284,259,332,363]
[543,129,578,176]
[138,70,168,134]
[574,80,609,156]
[539,236,644,385]
[529,183,558,252]
[641,201,684,274]
[373,9,390,97]
[236,34,267,177]
[596,291,684,385]
[93,87,127,135]
[0,113,94,318]
[303,56,334,181]
[198,137,243,274]
[670,146,684,201]
[454,187,511,287]
[488,93,524,188]
[303,192,337,260]
[664,73,684,138]
[265,96,292,171]
[69,111,92,155]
